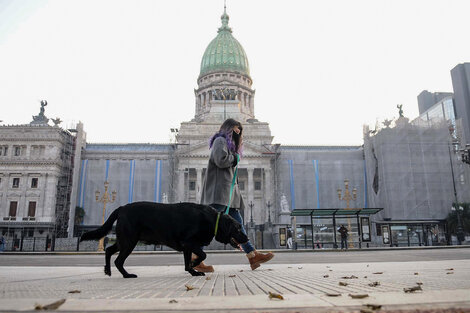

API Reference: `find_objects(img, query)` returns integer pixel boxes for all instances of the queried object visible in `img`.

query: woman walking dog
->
[195,118,274,272]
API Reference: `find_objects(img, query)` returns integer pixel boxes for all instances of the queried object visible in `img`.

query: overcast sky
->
[0,0,469,145]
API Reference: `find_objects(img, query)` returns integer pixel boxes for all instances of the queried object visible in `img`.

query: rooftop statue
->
[31,100,49,125]
[397,104,404,118]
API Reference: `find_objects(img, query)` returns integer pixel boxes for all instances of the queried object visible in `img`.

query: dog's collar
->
[214,212,222,237]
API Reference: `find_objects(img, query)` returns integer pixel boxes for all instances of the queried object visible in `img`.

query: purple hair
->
[209,118,243,154]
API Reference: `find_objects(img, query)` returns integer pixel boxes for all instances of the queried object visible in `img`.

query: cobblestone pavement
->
[0,259,469,312]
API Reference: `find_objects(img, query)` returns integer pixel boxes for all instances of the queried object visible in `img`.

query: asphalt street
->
[1,246,469,267]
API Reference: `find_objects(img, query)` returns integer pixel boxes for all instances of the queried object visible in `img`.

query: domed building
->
[1,7,465,251]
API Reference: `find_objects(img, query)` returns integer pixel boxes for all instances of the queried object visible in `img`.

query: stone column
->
[247,167,254,222]
[196,168,202,203]
[264,168,272,223]
[177,170,185,202]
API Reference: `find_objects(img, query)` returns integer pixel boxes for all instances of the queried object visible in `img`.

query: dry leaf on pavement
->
[35,299,66,310]
[416,282,423,286]
[169,299,178,303]
[445,268,454,271]
[404,285,422,293]
[372,272,383,275]
[268,291,284,300]
[349,293,369,299]
[368,281,380,287]
[323,274,329,278]
[229,274,236,277]
[341,275,358,279]
[205,276,211,280]
[339,281,348,286]
[414,273,419,275]
[68,290,81,294]
[364,303,382,310]
[325,293,342,297]
[185,284,195,291]
[446,272,454,275]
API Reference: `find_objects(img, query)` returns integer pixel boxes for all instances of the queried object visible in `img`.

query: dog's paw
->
[104,266,111,276]
[123,274,138,278]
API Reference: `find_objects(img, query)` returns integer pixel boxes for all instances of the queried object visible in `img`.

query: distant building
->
[0,104,85,245]
[1,8,468,249]
[417,90,453,115]
[451,63,470,144]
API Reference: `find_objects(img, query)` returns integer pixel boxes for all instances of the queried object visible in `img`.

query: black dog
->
[80,202,248,278]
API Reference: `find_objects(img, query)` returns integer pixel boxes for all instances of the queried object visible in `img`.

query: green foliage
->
[75,206,85,225]
[446,203,470,234]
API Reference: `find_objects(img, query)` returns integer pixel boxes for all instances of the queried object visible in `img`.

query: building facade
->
[1,9,468,250]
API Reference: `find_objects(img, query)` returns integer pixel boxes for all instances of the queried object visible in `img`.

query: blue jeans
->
[211,203,255,254]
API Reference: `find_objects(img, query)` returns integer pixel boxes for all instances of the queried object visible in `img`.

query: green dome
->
[199,10,250,77]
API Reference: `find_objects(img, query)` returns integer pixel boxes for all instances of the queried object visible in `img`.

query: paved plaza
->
[0,249,469,312]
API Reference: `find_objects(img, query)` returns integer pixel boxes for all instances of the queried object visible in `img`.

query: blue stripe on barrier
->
[128,160,135,203]
[288,160,296,210]
[154,160,160,202]
[105,159,110,181]
[313,160,320,208]
[364,159,368,208]
[80,159,88,208]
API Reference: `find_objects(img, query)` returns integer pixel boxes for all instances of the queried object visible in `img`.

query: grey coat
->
[200,136,245,210]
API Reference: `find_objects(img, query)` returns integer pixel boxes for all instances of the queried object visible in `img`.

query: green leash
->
[214,154,240,236]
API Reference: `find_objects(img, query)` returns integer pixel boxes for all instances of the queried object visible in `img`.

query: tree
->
[446,203,470,241]
[74,206,85,225]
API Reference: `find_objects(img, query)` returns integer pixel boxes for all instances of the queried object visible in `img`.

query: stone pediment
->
[176,139,276,160]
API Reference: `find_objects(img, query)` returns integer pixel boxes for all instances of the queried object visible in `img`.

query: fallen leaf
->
[445,268,454,271]
[329,269,333,272]
[414,273,419,275]
[239,270,244,272]
[288,267,292,269]
[298,267,303,269]
[169,299,178,303]
[339,281,348,286]
[366,264,370,267]
[341,275,358,279]
[267,269,274,271]
[349,293,369,299]
[368,281,380,287]
[323,275,329,278]
[404,285,422,293]
[364,276,368,278]
[185,284,195,291]
[205,276,211,280]
[446,272,454,275]
[325,293,341,297]
[35,299,66,310]
[364,303,382,310]
[228,274,236,277]
[268,291,284,300]
[68,290,81,294]
[372,272,383,275]
[416,282,423,286]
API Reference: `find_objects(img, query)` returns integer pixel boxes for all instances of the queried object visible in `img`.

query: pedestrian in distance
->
[0,235,5,252]
[338,224,348,250]
[196,118,274,272]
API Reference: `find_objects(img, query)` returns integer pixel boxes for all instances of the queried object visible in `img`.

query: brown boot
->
[246,250,274,270]
[192,253,214,273]
[194,261,214,273]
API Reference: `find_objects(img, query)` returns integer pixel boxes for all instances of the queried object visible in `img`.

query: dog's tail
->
[80,207,121,242]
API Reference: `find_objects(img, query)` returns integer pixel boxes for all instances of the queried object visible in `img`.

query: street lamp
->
[337,179,357,249]
[249,201,254,227]
[95,181,117,251]
[266,201,272,225]
[451,205,465,245]
[461,144,470,165]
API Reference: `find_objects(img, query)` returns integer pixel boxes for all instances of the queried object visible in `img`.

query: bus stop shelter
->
[290,208,383,249]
